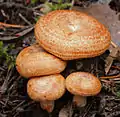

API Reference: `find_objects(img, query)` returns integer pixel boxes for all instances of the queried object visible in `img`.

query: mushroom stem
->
[40,100,54,113]
[73,95,87,107]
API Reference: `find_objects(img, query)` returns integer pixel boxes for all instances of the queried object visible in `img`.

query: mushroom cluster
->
[16,44,67,112]
[16,10,111,112]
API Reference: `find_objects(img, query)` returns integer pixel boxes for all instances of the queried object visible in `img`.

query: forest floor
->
[0,0,120,117]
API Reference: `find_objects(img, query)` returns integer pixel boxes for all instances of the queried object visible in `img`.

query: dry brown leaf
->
[105,46,120,74]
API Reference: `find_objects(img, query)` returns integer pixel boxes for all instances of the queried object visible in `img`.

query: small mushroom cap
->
[27,74,65,101]
[35,10,111,60]
[16,44,67,78]
[65,72,101,96]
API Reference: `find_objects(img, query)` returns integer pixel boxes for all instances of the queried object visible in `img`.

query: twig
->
[0,26,34,41]
[111,41,118,48]
[15,26,34,36]
[100,74,120,79]
[101,79,110,83]
[0,67,5,71]
[110,78,120,81]
[0,68,14,94]
[70,0,75,10]
[33,11,44,16]
[1,9,9,20]
[112,66,120,70]
[0,22,25,28]
[19,13,32,26]
[32,4,44,10]
[12,100,26,112]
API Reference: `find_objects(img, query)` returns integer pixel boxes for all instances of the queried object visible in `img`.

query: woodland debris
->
[0,26,34,41]
[0,22,25,28]
[105,42,120,74]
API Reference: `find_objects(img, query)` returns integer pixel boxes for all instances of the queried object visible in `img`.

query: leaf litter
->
[0,0,120,117]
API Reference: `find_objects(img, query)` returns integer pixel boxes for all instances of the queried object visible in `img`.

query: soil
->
[0,0,120,117]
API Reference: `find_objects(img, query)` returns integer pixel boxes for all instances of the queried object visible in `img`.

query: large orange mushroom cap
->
[35,10,111,60]
[16,44,67,78]
[65,72,101,96]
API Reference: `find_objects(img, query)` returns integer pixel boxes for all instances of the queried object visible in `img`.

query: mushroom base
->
[73,95,87,107]
[40,100,54,113]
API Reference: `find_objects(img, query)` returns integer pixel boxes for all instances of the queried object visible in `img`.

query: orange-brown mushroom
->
[65,72,101,107]
[27,74,65,112]
[16,44,67,78]
[35,10,111,60]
